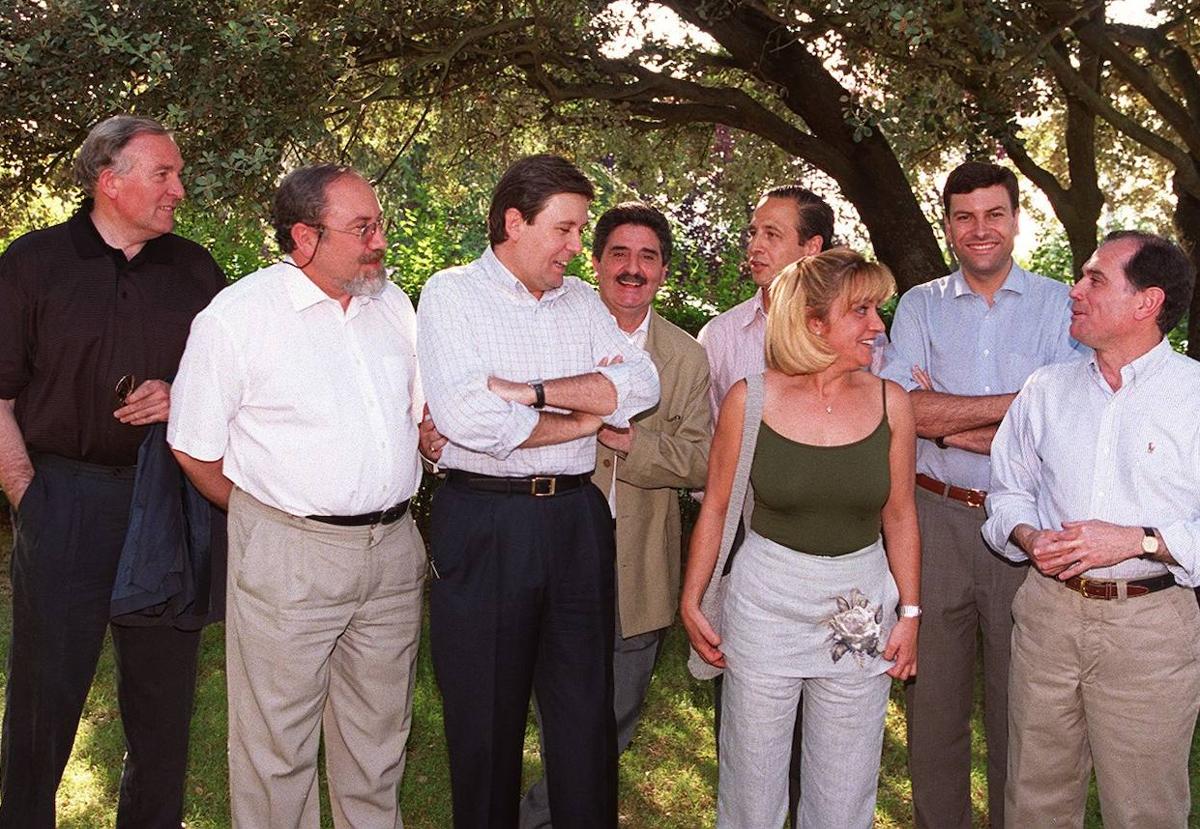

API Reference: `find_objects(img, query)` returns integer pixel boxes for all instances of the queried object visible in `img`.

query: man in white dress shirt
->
[697,184,833,423]
[983,230,1200,827]
[168,164,426,829]
[417,155,660,828]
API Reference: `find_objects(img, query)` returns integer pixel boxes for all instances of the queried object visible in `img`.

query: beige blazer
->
[593,311,712,637]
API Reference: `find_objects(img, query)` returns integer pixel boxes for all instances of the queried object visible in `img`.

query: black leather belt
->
[447,470,591,497]
[306,500,410,526]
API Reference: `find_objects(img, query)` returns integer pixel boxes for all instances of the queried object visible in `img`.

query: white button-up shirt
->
[168,260,423,516]
[697,289,766,425]
[416,247,660,477]
[983,338,1200,586]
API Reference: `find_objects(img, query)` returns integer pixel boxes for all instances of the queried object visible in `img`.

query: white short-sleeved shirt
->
[168,260,422,516]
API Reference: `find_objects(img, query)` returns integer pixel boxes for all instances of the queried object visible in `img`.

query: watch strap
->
[529,381,546,410]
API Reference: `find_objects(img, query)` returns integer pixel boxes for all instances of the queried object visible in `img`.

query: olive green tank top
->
[750,381,891,556]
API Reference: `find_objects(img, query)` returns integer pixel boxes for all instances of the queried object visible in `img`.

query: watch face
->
[1142,531,1159,555]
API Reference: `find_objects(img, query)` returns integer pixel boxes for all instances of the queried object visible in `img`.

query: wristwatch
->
[1141,526,1160,557]
[528,380,546,410]
[898,604,922,619]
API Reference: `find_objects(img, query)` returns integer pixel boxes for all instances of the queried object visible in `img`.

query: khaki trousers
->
[226,488,426,829]
[905,488,1027,829]
[1006,569,1200,829]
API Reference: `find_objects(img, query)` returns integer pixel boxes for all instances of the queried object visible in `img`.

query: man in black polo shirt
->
[0,115,225,828]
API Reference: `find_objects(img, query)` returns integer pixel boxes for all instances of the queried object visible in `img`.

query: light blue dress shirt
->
[878,263,1088,491]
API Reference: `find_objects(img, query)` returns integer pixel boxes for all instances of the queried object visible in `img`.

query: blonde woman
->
[681,248,920,828]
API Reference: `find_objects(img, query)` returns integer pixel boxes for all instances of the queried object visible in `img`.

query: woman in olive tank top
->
[681,249,921,828]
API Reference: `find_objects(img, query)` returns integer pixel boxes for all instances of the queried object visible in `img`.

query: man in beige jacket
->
[520,202,712,827]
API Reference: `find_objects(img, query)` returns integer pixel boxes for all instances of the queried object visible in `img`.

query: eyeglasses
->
[114,374,136,408]
[317,218,388,242]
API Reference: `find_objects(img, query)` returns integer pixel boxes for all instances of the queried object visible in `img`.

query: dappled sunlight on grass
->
[2,514,1198,827]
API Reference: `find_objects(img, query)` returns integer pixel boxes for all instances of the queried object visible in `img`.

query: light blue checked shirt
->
[878,263,1088,491]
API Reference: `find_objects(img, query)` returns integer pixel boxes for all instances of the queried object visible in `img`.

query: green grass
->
[1,513,1198,827]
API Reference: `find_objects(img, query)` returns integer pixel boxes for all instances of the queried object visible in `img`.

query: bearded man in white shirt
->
[983,230,1200,828]
[417,156,660,828]
[168,164,426,829]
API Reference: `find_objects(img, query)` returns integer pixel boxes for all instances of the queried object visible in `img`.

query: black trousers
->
[429,476,618,829]
[0,455,201,829]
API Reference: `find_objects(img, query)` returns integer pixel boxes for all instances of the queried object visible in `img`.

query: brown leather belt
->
[1062,573,1176,600]
[916,473,986,508]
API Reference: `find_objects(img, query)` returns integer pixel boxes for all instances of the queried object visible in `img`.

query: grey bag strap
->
[696,372,765,626]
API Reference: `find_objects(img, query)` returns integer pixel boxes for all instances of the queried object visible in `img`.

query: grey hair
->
[73,115,171,196]
[270,164,356,253]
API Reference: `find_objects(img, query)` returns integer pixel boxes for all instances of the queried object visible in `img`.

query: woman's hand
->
[883,616,918,680]
[680,599,726,669]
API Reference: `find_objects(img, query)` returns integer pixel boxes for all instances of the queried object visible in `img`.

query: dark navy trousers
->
[0,455,200,829]
[429,475,618,829]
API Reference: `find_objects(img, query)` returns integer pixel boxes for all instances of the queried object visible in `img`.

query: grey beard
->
[343,266,387,297]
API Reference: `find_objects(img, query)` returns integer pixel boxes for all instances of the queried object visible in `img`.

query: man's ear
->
[504,207,527,241]
[291,222,320,259]
[96,167,121,201]
[802,234,824,258]
[1136,285,1166,324]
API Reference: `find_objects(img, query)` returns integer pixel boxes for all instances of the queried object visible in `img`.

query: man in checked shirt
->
[416,155,660,828]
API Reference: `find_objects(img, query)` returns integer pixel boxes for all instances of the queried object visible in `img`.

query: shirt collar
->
[1087,336,1173,391]
[951,261,1027,299]
[622,307,652,346]
[742,288,768,329]
[67,199,174,266]
[481,246,567,303]
[279,257,362,313]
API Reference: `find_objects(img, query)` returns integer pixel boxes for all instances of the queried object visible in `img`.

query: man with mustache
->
[169,164,427,828]
[0,114,226,828]
[417,155,660,828]
[879,161,1086,829]
[519,202,711,827]
[983,231,1200,827]
[695,184,834,825]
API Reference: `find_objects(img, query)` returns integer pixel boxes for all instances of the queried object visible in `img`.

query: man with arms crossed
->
[418,156,660,828]
[519,202,711,827]
[696,183,834,824]
[983,230,1200,827]
[879,161,1085,828]
[0,115,225,828]
[169,164,426,828]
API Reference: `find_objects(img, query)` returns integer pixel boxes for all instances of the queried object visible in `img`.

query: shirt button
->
[984,386,991,392]
[983,349,990,356]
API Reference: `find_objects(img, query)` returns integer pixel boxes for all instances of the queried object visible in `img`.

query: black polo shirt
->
[0,202,226,466]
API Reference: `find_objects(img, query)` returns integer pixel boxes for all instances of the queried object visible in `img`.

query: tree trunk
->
[1174,173,1200,359]
[664,0,949,293]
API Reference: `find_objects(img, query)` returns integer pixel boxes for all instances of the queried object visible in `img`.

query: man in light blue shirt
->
[878,161,1086,829]
[983,231,1200,827]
